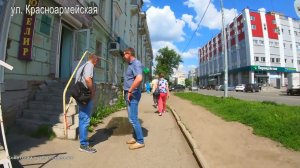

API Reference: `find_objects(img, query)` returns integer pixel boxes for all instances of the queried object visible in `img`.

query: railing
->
[63,50,90,138]
[62,51,122,138]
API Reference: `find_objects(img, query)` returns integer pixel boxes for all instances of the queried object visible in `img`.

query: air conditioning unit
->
[109,42,120,56]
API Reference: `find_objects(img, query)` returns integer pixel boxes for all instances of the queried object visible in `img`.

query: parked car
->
[170,85,185,92]
[235,84,245,92]
[189,86,198,91]
[220,85,235,91]
[244,84,260,92]
[215,85,222,91]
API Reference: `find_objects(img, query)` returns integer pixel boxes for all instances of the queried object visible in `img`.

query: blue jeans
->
[78,100,93,147]
[125,90,144,144]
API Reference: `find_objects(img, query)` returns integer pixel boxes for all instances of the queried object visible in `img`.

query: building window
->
[253,40,258,45]
[281,29,284,33]
[96,40,103,67]
[259,40,264,45]
[276,58,280,63]
[285,59,287,63]
[292,59,294,63]
[272,20,276,24]
[288,30,291,35]
[271,58,275,63]
[283,43,286,48]
[255,57,259,62]
[275,42,279,47]
[99,0,106,18]
[40,15,52,36]
[295,31,298,36]
[290,44,293,48]
[298,60,300,65]
[251,25,256,30]
[250,16,255,21]
[261,57,266,62]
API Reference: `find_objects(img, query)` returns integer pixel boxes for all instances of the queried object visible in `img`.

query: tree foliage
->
[155,47,183,79]
[185,78,192,87]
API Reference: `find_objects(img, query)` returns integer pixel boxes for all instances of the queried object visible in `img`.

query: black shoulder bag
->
[70,64,91,106]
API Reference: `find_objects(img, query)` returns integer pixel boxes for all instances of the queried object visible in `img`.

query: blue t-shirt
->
[123,59,143,91]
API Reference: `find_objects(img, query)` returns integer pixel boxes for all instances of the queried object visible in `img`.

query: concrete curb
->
[168,104,210,168]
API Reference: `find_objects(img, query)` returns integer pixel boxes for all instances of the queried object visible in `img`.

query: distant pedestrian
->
[122,47,145,150]
[145,81,151,94]
[156,73,170,116]
[151,75,159,107]
[76,54,99,153]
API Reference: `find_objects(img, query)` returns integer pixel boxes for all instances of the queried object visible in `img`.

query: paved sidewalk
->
[169,94,300,168]
[7,93,198,168]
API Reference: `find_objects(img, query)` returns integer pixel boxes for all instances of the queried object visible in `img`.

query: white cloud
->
[183,0,238,30]
[182,14,198,30]
[146,6,186,42]
[181,48,198,59]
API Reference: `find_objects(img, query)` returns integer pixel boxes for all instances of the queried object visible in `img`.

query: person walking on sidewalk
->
[122,47,145,150]
[151,75,159,107]
[76,54,99,153]
[156,73,170,116]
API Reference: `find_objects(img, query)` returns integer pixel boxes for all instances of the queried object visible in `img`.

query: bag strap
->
[76,63,88,83]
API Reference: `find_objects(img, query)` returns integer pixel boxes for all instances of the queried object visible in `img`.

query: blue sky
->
[143,0,299,75]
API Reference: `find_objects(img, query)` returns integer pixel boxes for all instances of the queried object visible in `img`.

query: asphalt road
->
[190,89,300,106]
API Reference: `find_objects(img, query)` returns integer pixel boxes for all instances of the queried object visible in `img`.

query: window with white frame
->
[295,31,298,36]
[272,20,276,24]
[292,59,294,63]
[255,57,259,62]
[276,58,280,63]
[298,60,300,65]
[251,25,256,30]
[283,43,286,48]
[259,40,264,45]
[285,59,287,63]
[271,58,275,63]
[288,30,291,35]
[253,39,258,45]
[261,57,266,62]
[250,16,255,21]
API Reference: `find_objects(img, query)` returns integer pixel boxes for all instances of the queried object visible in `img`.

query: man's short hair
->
[124,47,135,57]
[89,53,99,60]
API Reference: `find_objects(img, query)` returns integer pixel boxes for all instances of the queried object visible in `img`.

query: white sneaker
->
[159,113,162,116]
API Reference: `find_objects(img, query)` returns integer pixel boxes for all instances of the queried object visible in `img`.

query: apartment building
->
[0,0,153,126]
[198,8,300,87]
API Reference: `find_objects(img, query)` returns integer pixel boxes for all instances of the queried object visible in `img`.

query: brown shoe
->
[129,143,145,150]
[126,138,136,144]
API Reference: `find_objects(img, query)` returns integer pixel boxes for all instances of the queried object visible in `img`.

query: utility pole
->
[220,0,228,97]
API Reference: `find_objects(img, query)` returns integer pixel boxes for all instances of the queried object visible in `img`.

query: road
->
[191,89,300,106]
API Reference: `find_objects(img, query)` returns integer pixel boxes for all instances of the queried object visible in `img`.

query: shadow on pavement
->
[89,117,148,147]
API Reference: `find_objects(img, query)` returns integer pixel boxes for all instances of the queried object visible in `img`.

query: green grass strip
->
[175,92,300,151]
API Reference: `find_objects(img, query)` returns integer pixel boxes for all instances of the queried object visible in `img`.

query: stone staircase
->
[16,80,79,140]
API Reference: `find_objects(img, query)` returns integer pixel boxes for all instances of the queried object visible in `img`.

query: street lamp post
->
[220,0,228,97]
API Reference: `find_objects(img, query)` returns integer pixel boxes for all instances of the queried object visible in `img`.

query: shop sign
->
[18,0,39,61]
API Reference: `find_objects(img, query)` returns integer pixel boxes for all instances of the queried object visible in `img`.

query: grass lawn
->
[174,92,300,151]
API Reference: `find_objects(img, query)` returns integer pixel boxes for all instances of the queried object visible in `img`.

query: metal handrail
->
[63,50,90,138]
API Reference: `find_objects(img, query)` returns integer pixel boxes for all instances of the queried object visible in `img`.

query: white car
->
[235,84,245,92]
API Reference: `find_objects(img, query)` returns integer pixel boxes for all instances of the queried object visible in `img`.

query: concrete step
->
[53,123,78,140]
[35,94,71,102]
[29,101,63,111]
[22,109,77,125]
[16,118,54,132]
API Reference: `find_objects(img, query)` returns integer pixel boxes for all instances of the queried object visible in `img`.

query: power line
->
[183,0,212,53]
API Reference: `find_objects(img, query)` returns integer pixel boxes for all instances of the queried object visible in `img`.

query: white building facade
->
[199,9,300,87]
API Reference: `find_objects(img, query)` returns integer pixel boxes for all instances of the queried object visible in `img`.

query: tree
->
[155,47,183,79]
[185,78,192,87]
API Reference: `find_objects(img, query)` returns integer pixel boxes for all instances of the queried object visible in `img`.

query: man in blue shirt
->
[123,47,145,150]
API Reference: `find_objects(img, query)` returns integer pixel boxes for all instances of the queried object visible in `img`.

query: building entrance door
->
[59,26,74,79]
